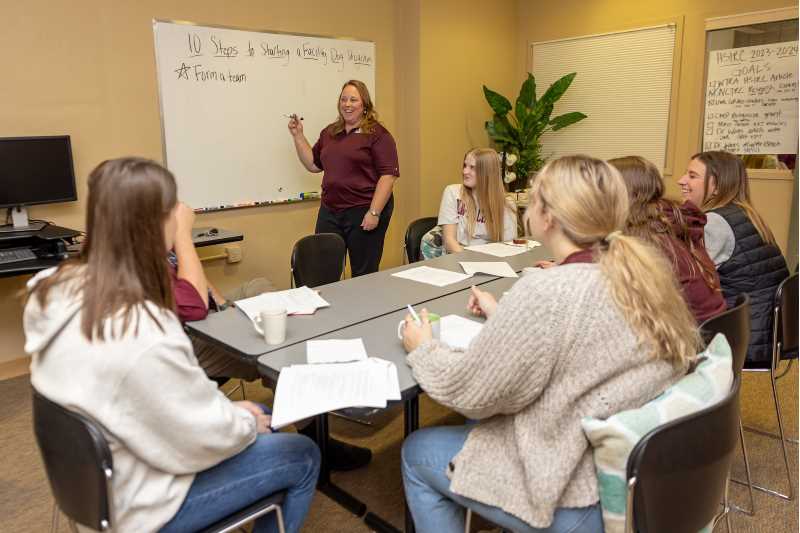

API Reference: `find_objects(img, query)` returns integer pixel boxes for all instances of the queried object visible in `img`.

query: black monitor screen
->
[0,136,77,209]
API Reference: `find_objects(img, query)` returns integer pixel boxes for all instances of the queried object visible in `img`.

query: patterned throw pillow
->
[420,226,444,260]
[581,333,733,533]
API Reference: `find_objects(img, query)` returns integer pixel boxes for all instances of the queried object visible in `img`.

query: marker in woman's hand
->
[283,114,304,121]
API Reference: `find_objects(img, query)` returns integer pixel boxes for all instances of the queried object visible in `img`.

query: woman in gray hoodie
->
[24,157,319,533]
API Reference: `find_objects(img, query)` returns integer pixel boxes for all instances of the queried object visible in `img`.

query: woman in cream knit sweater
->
[401,155,699,532]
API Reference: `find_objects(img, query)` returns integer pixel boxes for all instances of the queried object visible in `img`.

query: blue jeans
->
[160,432,320,533]
[401,425,602,533]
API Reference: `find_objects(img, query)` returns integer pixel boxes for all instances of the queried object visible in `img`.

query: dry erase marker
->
[283,114,304,120]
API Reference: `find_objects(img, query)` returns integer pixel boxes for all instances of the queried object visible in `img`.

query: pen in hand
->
[283,114,304,120]
[406,304,421,326]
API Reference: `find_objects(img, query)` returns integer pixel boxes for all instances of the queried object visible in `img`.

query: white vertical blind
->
[531,25,676,170]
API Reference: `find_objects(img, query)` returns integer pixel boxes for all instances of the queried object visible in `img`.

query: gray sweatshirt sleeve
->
[111,337,257,475]
[704,212,735,266]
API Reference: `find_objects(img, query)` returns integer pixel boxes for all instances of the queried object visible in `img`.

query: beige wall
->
[417,0,519,216]
[516,0,797,252]
[0,0,406,366]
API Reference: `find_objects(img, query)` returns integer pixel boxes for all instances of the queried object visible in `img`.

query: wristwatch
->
[369,209,379,217]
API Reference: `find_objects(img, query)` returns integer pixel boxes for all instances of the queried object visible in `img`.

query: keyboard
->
[0,247,37,265]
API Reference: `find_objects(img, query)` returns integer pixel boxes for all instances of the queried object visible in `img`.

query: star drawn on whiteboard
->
[174,62,193,80]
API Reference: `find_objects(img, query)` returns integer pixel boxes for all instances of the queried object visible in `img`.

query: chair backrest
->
[699,293,750,377]
[404,217,437,263]
[625,377,741,533]
[774,273,798,358]
[32,389,113,531]
[291,233,346,288]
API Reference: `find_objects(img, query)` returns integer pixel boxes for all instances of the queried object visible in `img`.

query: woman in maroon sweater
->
[609,156,726,323]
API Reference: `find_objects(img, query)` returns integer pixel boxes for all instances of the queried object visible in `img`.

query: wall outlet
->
[225,245,242,263]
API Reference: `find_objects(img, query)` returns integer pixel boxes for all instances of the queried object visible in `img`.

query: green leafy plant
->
[484,72,587,190]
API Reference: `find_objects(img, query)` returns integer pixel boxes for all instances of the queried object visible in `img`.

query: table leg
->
[313,413,368,517]
[363,396,420,533]
[404,396,419,533]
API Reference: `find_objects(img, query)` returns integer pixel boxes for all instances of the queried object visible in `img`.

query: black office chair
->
[699,293,754,515]
[403,217,438,263]
[740,273,798,501]
[624,377,741,533]
[32,390,286,533]
[291,233,346,288]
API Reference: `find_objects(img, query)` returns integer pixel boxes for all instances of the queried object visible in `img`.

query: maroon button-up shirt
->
[312,122,399,211]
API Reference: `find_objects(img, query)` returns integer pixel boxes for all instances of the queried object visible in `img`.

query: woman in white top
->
[24,158,319,533]
[438,148,517,252]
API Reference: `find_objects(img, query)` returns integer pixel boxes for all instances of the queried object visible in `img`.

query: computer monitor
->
[0,135,77,232]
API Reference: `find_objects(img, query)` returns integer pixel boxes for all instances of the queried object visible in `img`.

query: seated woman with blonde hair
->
[401,155,697,533]
[422,148,516,258]
[609,155,726,323]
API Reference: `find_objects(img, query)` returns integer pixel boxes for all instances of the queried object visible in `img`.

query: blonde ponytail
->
[597,235,700,366]
[533,155,699,366]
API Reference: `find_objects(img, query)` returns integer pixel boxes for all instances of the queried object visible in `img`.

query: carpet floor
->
[1,366,797,532]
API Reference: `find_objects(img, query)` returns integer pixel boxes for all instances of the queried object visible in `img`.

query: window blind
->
[531,25,676,170]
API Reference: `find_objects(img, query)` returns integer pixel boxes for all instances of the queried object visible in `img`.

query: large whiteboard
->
[153,20,376,210]
[702,41,798,155]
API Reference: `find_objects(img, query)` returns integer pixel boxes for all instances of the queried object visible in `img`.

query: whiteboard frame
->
[151,18,377,212]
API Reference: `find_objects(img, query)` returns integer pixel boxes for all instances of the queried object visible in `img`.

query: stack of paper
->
[465,242,539,257]
[391,265,473,287]
[459,261,518,278]
[439,314,484,350]
[306,339,368,364]
[236,286,330,321]
[270,358,401,429]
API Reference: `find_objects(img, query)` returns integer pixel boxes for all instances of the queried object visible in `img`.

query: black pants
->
[315,196,393,277]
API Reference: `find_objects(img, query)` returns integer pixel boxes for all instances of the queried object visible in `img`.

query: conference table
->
[186,244,549,533]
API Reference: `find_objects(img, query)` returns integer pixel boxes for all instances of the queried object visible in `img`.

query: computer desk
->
[185,246,549,532]
[0,225,81,278]
[0,225,243,279]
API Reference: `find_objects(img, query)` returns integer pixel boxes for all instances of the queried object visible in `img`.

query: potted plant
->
[484,72,587,191]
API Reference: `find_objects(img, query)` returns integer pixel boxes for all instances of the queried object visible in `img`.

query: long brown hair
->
[330,79,380,135]
[531,155,699,366]
[692,151,776,245]
[609,155,720,292]
[28,158,177,340]
[461,148,514,243]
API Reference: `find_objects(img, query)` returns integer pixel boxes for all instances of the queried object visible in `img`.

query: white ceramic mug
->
[397,312,440,341]
[254,308,287,345]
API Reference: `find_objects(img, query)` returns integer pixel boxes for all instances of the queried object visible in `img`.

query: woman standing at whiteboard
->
[288,79,399,276]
